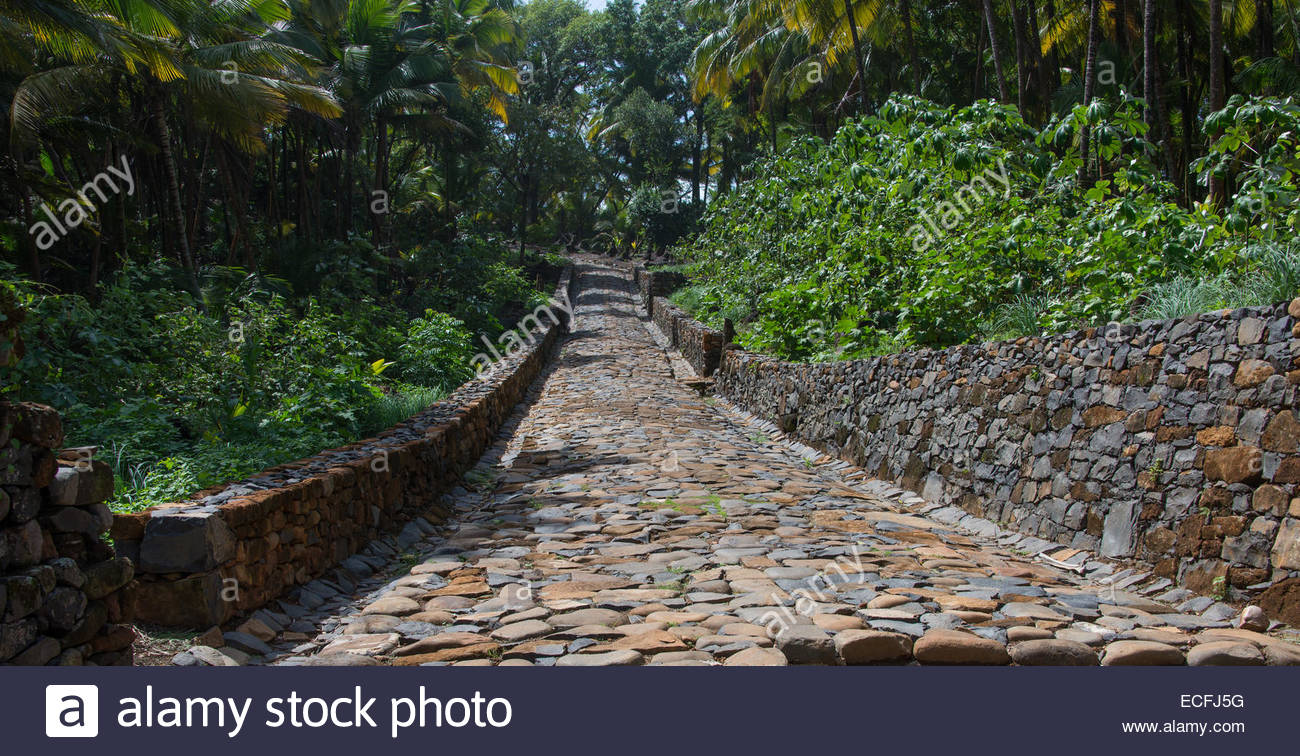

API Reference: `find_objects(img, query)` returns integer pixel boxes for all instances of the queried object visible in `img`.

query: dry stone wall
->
[651,296,725,377]
[112,270,576,629]
[634,264,685,317]
[713,301,1300,615]
[1,402,135,665]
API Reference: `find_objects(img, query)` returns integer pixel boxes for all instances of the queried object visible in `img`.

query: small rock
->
[188,645,242,667]
[363,596,421,617]
[1006,626,1055,642]
[222,631,272,657]
[1187,641,1265,667]
[1237,605,1268,632]
[237,617,277,643]
[834,629,913,664]
[913,629,1011,665]
[489,620,553,643]
[195,626,225,647]
[723,647,788,666]
[550,608,626,628]
[320,633,400,657]
[1009,639,1098,666]
[554,650,644,666]
[300,653,383,667]
[774,626,837,664]
[1100,640,1186,666]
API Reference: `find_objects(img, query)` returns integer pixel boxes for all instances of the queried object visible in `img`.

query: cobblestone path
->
[234,258,1300,667]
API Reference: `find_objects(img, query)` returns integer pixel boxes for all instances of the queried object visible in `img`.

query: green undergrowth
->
[671,95,1300,361]
[5,241,561,512]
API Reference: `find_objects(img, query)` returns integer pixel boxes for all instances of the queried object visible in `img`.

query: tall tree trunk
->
[187,136,210,256]
[1208,0,1226,205]
[1143,0,1174,183]
[1042,0,1062,111]
[217,147,253,270]
[20,190,39,282]
[152,95,201,299]
[770,96,778,150]
[901,0,920,94]
[1177,0,1197,203]
[1026,0,1051,120]
[1255,0,1274,59]
[1142,0,1160,132]
[844,0,869,113]
[1079,0,1100,185]
[982,0,1010,101]
[692,104,704,203]
[1011,0,1028,113]
[1115,0,1129,56]
[372,114,388,247]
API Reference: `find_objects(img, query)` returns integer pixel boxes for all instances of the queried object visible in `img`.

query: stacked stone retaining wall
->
[1,403,135,665]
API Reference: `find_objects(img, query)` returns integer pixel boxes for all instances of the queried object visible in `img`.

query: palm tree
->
[783,0,890,113]
[278,0,516,245]
[983,0,1010,101]
[1079,0,1100,184]
[11,0,340,290]
[685,0,812,150]
[1208,0,1227,204]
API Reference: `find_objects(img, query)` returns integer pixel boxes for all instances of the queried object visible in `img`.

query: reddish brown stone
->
[1083,406,1126,427]
[1257,578,1300,627]
[1211,515,1247,538]
[1143,527,1176,556]
[1204,446,1264,484]
[1199,486,1233,509]
[390,643,501,665]
[110,511,150,542]
[1274,458,1300,484]
[1253,485,1290,515]
[1153,557,1178,579]
[1228,567,1270,587]
[1196,426,1236,446]
[1182,560,1229,594]
[1156,425,1194,442]
[1,401,64,448]
[1262,411,1300,453]
[1235,359,1275,387]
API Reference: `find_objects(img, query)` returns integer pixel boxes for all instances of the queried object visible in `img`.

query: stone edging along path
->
[638,267,1300,625]
[112,268,577,629]
[159,256,1300,666]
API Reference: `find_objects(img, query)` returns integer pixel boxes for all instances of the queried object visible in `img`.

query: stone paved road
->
[191,257,1300,667]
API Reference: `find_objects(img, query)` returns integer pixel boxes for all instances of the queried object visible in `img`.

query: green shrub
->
[360,385,446,435]
[1139,274,1236,321]
[1243,243,1300,306]
[986,294,1051,340]
[398,310,475,390]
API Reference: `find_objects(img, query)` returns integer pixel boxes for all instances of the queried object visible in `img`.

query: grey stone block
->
[139,509,236,573]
